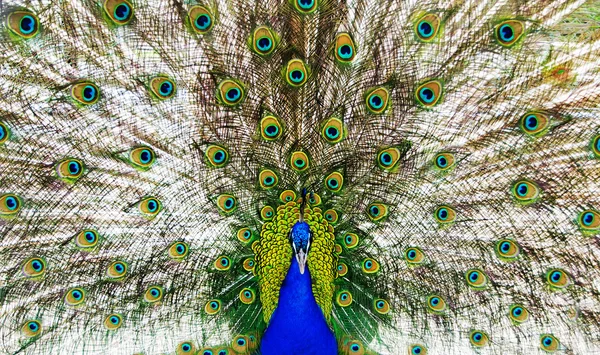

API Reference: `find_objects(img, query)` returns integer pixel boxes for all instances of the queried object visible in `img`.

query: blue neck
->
[259,257,337,355]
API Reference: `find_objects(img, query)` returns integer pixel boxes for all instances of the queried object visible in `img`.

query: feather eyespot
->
[591,135,600,158]
[149,77,176,100]
[260,206,275,221]
[334,33,356,63]
[0,193,21,216]
[280,190,297,203]
[365,87,389,114]
[188,6,213,33]
[416,80,442,107]
[495,20,524,47]
[520,112,549,136]
[251,26,277,55]
[205,299,221,314]
[216,194,237,214]
[216,349,230,355]
[508,304,529,324]
[321,117,345,144]
[139,197,162,217]
[285,59,308,87]
[177,341,196,354]
[290,151,309,172]
[22,320,42,337]
[415,14,440,41]
[336,290,353,307]
[512,180,540,203]
[294,0,317,14]
[434,153,455,170]
[237,228,253,243]
[104,0,134,25]
[405,247,425,264]
[65,287,86,306]
[205,145,229,168]
[337,262,348,277]
[325,172,344,192]
[469,331,489,347]
[409,345,427,355]
[239,288,256,304]
[104,314,123,330]
[128,147,156,169]
[346,340,364,354]
[373,299,390,314]
[259,169,278,189]
[0,122,9,144]
[76,229,99,248]
[367,203,388,222]
[308,192,321,206]
[465,269,488,288]
[434,205,455,223]
[578,210,600,231]
[71,82,100,105]
[214,256,231,271]
[362,258,380,274]
[343,233,359,249]
[22,257,46,278]
[495,239,520,260]
[168,241,189,259]
[107,261,128,279]
[426,295,446,312]
[232,335,249,353]
[546,269,569,288]
[217,80,245,106]
[323,209,339,224]
[260,115,283,141]
[144,286,164,303]
[377,147,403,171]
[7,11,40,38]
[242,258,255,272]
[56,158,84,181]
[540,334,559,352]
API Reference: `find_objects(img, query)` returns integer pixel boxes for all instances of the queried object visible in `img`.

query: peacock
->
[1,0,600,354]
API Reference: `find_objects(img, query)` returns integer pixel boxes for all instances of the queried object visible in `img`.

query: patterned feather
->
[1,0,600,354]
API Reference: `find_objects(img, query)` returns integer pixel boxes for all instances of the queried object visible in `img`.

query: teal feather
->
[1,0,600,354]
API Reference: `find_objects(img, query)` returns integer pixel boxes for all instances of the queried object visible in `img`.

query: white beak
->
[295,249,307,274]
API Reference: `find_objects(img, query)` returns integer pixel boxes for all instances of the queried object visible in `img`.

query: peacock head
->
[290,189,312,274]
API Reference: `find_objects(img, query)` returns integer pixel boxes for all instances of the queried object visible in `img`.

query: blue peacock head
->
[290,189,312,274]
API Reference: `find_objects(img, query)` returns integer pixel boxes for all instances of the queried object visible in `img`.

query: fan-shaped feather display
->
[1,0,600,354]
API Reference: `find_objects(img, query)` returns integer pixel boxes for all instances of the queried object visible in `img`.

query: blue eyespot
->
[28,322,39,331]
[151,288,159,297]
[289,70,305,83]
[19,15,35,34]
[418,21,433,38]
[195,14,211,30]
[31,260,42,271]
[407,250,417,260]
[220,258,229,266]
[582,212,595,226]
[5,196,18,211]
[437,208,448,220]
[499,24,514,42]
[473,332,483,341]
[257,37,272,51]
[82,85,97,102]
[114,3,131,21]
[337,44,353,59]
[297,0,315,10]
[85,232,96,242]
[140,149,152,164]
[237,338,246,346]
[327,178,338,189]
[182,343,192,352]
[525,115,538,130]
[380,152,393,166]
[419,87,435,103]
[430,297,439,306]
[147,199,158,212]
[543,336,553,346]
[325,126,339,139]
[516,183,528,197]
[213,150,225,163]
[469,271,479,282]
[265,124,279,137]
[226,88,241,102]
[110,316,119,324]
[551,271,561,282]
[159,82,173,96]
[72,290,82,300]
[512,307,523,317]
[224,198,234,209]
[365,260,373,268]
[115,263,124,272]
[412,346,423,355]
[210,301,219,309]
[500,241,510,252]
[369,95,383,109]
[0,125,6,141]
[436,155,447,168]
[350,344,360,352]
[369,205,380,216]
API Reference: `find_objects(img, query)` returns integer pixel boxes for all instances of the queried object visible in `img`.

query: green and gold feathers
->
[1,0,600,354]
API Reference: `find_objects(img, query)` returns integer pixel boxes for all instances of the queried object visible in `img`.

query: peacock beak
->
[295,249,307,274]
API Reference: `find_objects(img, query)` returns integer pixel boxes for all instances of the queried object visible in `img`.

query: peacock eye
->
[546,269,569,288]
[373,298,390,314]
[427,295,446,312]
[520,112,549,136]
[260,206,275,220]
[205,145,229,167]
[290,152,310,172]
[104,314,123,330]
[361,258,380,273]
[205,299,221,314]
[22,320,42,337]
[469,331,489,347]
[217,80,245,106]
[416,80,443,107]
[71,82,100,105]
[366,87,389,113]
[591,134,600,157]
[139,197,162,217]
[285,59,308,87]
[107,261,128,279]
[367,203,388,222]
[324,209,339,224]
[168,241,189,259]
[214,256,232,271]
[103,0,134,25]
[434,205,455,223]
[188,6,213,33]
[0,122,9,144]
[294,0,317,13]
[8,11,40,38]
[216,194,237,214]
[434,153,455,170]
[22,257,46,277]
[410,344,427,355]
[325,172,344,192]
[495,239,519,260]
[149,77,176,100]
[337,262,348,276]
[260,115,283,140]
[334,33,356,63]
[465,269,488,288]
[321,117,345,144]
[578,210,600,231]
[405,247,425,264]
[415,14,440,41]
[508,304,529,323]
[144,286,164,303]
[540,334,559,352]
[336,290,353,306]
[65,287,86,306]
[494,20,525,47]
